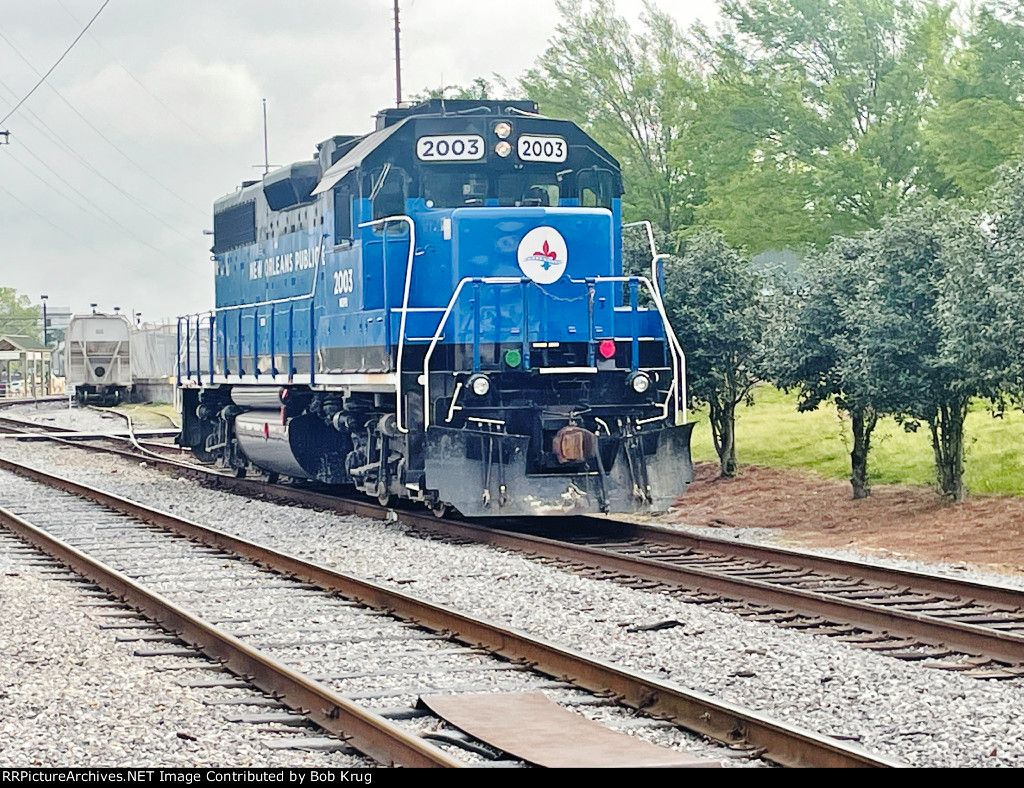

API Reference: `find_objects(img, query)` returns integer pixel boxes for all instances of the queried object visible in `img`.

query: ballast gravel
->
[1,408,1023,768]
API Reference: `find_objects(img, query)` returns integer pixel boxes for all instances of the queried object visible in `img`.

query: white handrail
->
[214,233,329,313]
[622,220,664,298]
[421,277,524,429]
[571,275,685,425]
[420,274,686,429]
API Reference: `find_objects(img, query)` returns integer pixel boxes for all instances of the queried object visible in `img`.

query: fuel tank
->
[233,409,353,484]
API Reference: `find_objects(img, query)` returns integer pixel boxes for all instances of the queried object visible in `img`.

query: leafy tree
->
[662,230,768,477]
[700,0,954,248]
[923,5,1024,195]
[0,287,42,341]
[851,203,991,501]
[936,160,1024,403]
[409,77,517,102]
[770,238,882,498]
[519,0,701,235]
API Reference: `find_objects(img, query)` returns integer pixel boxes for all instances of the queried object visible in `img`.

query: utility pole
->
[40,295,48,395]
[394,0,402,107]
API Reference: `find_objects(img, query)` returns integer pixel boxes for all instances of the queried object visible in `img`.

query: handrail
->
[623,220,663,298]
[178,234,328,384]
[358,215,416,433]
[421,277,524,429]
[570,275,685,425]
[421,275,685,429]
[214,233,328,314]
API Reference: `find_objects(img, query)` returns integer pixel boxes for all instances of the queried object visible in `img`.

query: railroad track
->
[7,415,1024,678]
[437,518,1024,679]
[0,406,182,454]
[0,458,901,768]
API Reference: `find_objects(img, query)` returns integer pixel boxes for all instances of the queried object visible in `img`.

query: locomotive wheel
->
[377,491,393,507]
[266,472,280,485]
[429,501,450,519]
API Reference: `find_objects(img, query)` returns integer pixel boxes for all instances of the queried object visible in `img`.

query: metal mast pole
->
[262,98,270,175]
[394,0,402,106]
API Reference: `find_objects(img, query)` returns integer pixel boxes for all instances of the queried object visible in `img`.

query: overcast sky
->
[0,0,719,322]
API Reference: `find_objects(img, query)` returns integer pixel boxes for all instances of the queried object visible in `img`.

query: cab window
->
[421,170,488,207]
[366,165,408,221]
[333,179,353,241]
[578,168,614,209]
[497,173,561,207]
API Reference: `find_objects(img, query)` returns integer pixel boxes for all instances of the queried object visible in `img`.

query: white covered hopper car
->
[65,313,134,405]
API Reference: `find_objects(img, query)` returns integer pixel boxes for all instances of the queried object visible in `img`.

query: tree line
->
[492,0,1024,501]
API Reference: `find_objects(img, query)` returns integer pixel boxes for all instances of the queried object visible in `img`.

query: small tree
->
[0,288,42,340]
[662,230,768,477]
[937,160,1024,415]
[852,203,990,501]
[770,238,881,498]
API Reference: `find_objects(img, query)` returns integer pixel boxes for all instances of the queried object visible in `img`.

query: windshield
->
[419,169,566,208]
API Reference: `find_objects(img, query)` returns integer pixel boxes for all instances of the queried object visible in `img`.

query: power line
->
[55,0,249,169]
[0,38,207,220]
[0,181,161,282]
[0,0,111,127]
[3,144,201,274]
[0,78,203,245]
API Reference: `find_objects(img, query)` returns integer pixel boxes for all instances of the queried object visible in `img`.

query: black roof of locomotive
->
[216,99,617,213]
[373,99,541,130]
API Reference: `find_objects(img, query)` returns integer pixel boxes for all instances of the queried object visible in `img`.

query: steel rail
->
[7,426,1024,663]
[0,457,903,769]
[406,518,1024,666]
[6,426,1024,665]
[0,395,68,408]
[0,503,462,767]
[593,519,1024,613]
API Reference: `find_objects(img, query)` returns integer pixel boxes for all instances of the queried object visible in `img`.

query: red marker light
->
[598,340,616,359]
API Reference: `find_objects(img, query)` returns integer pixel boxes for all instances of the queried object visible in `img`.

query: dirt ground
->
[666,463,1024,580]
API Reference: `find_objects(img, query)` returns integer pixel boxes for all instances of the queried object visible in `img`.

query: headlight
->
[494,121,512,139]
[495,141,512,157]
[627,371,651,394]
[468,373,491,396]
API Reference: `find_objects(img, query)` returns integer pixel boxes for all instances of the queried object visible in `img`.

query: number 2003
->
[416,135,484,161]
[518,135,567,162]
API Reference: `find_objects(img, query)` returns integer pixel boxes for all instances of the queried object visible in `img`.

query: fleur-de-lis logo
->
[518,226,568,285]
[533,240,559,269]
[534,240,558,259]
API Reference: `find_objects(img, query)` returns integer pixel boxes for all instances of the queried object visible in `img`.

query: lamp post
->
[40,295,48,346]
[40,295,49,396]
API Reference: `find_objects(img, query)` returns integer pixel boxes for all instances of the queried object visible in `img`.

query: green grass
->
[114,402,181,429]
[688,385,1024,496]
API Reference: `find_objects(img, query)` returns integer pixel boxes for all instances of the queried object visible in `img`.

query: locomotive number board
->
[517,135,567,162]
[416,135,485,161]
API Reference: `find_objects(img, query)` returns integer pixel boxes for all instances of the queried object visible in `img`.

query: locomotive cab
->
[177,99,693,517]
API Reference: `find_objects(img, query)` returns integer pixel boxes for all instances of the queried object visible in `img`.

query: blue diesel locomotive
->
[177,99,694,517]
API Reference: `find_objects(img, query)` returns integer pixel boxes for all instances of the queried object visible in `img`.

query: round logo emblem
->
[517,226,568,285]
